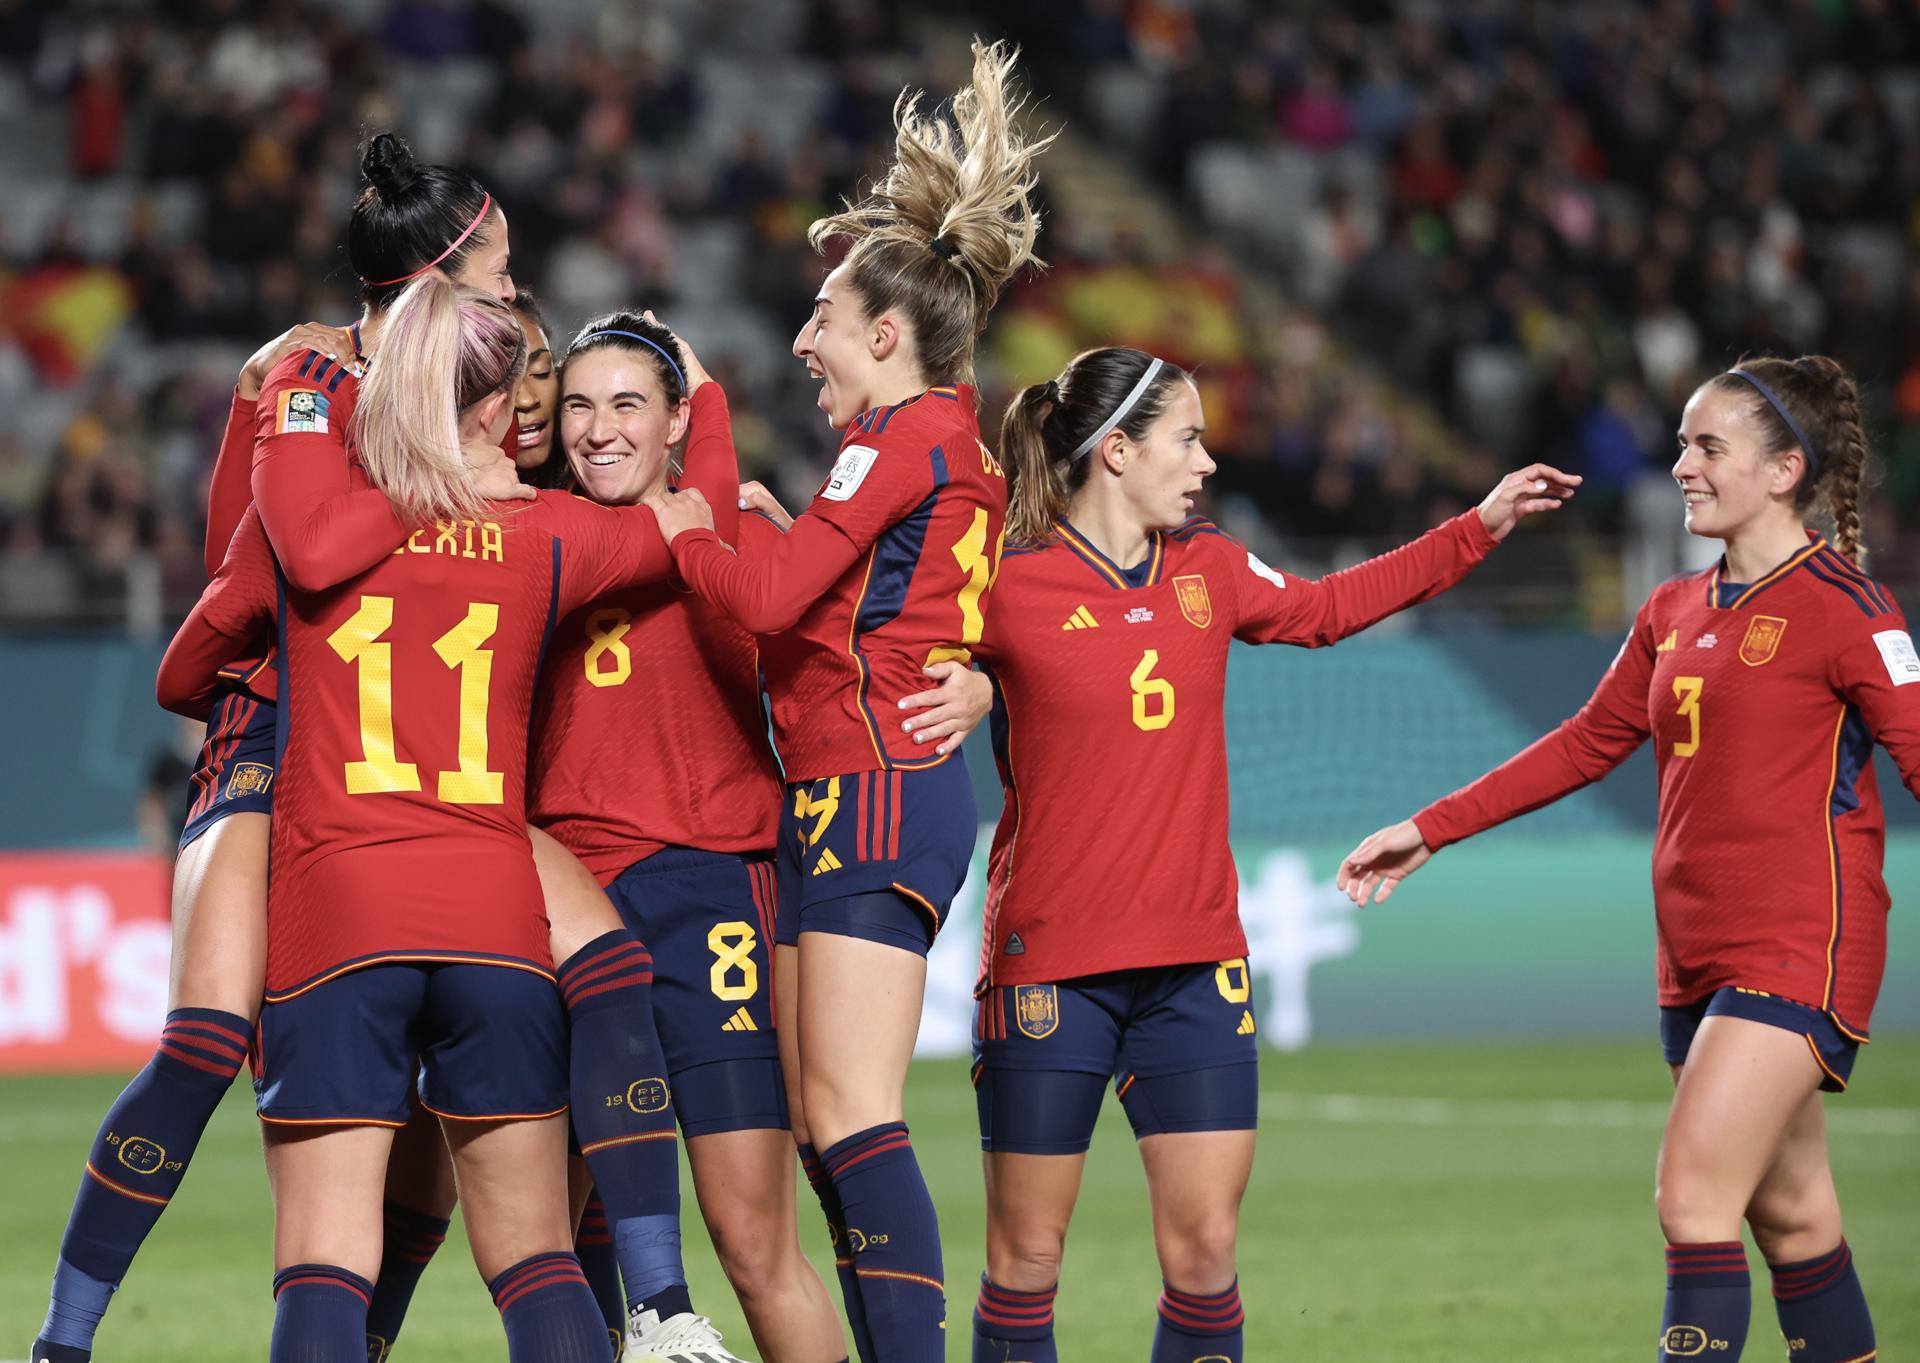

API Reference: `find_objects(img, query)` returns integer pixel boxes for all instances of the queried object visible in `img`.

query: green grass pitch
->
[4,1040,1915,1360]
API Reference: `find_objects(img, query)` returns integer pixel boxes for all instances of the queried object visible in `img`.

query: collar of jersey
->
[1707,531,1824,609]
[1054,518,1164,589]
[847,384,963,437]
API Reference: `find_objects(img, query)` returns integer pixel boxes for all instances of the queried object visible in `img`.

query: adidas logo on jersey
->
[720,1007,757,1032]
[1657,630,1677,652]
[1062,605,1099,630]
[1236,1010,1257,1036]
[812,848,843,876]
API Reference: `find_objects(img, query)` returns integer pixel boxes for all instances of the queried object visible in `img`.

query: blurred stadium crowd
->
[0,0,1915,630]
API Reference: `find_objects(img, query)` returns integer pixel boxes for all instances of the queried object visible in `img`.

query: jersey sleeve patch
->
[1246,551,1286,589]
[1871,628,1920,686]
[821,444,880,501]
[275,388,329,434]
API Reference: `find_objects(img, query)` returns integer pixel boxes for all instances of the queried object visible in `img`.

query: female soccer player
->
[649,40,1049,1362]
[28,133,525,1363]
[508,291,568,489]
[964,346,1577,1363]
[1339,355,1919,1363]
[158,277,703,1361]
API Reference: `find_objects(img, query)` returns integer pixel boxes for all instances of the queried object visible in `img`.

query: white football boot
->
[622,1306,753,1363]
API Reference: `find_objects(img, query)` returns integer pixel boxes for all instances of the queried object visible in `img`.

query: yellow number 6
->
[1131,650,1175,732]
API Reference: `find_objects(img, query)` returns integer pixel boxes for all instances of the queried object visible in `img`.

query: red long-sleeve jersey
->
[974,510,1498,992]
[669,385,1007,779]
[1415,537,1920,1035]
[528,386,778,883]
[167,493,683,998]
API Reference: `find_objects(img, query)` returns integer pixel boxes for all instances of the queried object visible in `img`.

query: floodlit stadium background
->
[0,1,1916,1358]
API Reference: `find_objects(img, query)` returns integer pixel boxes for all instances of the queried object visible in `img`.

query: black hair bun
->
[361,132,419,199]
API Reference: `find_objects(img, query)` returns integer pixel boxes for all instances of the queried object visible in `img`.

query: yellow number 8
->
[1215,958,1251,1003]
[708,921,759,1001]
[584,608,633,688]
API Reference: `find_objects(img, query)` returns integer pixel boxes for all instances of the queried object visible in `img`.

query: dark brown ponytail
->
[1702,354,1872,566]
[1000,348,1190,545]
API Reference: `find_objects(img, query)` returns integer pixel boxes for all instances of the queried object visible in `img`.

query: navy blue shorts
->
[178,690,277,850]
[255,963,567,1126]
[774,756,977,955]
[605,847,788,1137]
[971,960,1261,1154]
[1660,986,1859,1093]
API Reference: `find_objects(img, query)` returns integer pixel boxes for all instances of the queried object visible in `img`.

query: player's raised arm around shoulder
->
[1830,588,1920,803]
[159,507,278,719]
[655,433,934,635]
[251,351,412,592]
[1230,464,1579,647]
[548,495,680,613]
[678,381,740,545]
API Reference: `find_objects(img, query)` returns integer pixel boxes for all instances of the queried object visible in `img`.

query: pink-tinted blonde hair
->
[353,276,528,526]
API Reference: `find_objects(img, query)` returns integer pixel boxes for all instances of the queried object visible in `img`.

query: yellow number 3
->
[1131,650,1175,731]
[1672,675,1703,757]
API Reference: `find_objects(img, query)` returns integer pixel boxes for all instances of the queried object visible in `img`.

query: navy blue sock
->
[364,1200,450,1360]
[1151,1279,1244,1362]
[822,1122,945,1363]
[973,1275,1058,1362]
[800,1141,876,1363]
[37,1008,248,1353]
[1663,1242,1751,1361]
[489,1252,612,1362]
[1770,1239,1875,1363]
[558,932,685,1318]
[574,1190,625,1354]
[270,1264,372,1363]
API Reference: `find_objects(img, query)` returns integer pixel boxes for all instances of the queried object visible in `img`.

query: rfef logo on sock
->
[624,1077,669,1112]
[114,1134,165,1174]
[1660,1324,1709,1356]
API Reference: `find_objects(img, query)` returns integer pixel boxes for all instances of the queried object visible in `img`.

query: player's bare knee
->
[987,1231,1065,1292]
[1745,1187,1839,1262]
[1157,1221,1237,1290]
[1655,1170,1736,1244]
[705,1206,787,1299]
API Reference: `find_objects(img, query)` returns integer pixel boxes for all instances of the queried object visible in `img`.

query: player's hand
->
[239,322,358,400]
[648,486,714,545]
[896,661,993,756]
[1476,463,1581,541]
[1336,819,1433,907]
[736,480,794,531]
[471,456,537,504]
[643,310,709,394]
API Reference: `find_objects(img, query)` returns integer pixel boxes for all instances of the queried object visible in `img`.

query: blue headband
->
[575,330,687,394]
[1727,368,1818,477]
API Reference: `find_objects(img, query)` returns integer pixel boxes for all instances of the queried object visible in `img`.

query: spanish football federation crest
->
[225,762,274,799]
[1015,984,1059,1039]
[1739,615,1787,667]
[1173,574,1212,629]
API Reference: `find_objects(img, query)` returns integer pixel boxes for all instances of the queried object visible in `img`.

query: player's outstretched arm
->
[1337,819,1433,906]
[1233,463,1580,648]
[650,485,865,635]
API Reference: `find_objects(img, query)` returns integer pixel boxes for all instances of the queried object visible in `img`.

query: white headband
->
[1071,357,1165,461]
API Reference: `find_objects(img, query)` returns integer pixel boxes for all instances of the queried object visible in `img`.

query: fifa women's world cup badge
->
[1739,615,1787,667]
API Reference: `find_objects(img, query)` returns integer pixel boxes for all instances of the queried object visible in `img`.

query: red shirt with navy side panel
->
[164,491,682,999]
[1416,537,1920,1036]
[973,510,1499,993]
[670,385,1008,779]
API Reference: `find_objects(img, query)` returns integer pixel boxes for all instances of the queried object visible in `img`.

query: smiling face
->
[559,347,689,506]
[510,313,557,470]
[448,209,515,302]
[1672,384,1804,542]
[793,264,884,429]
[1111,380,1214,532]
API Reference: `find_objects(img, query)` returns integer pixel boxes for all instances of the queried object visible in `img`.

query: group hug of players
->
[26,39,1918,1363]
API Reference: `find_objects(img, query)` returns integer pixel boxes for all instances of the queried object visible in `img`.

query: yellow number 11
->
[328,595,505,804]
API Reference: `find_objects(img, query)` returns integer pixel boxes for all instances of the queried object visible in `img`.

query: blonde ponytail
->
[809,39,1055,385]
[353,276,526,527]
